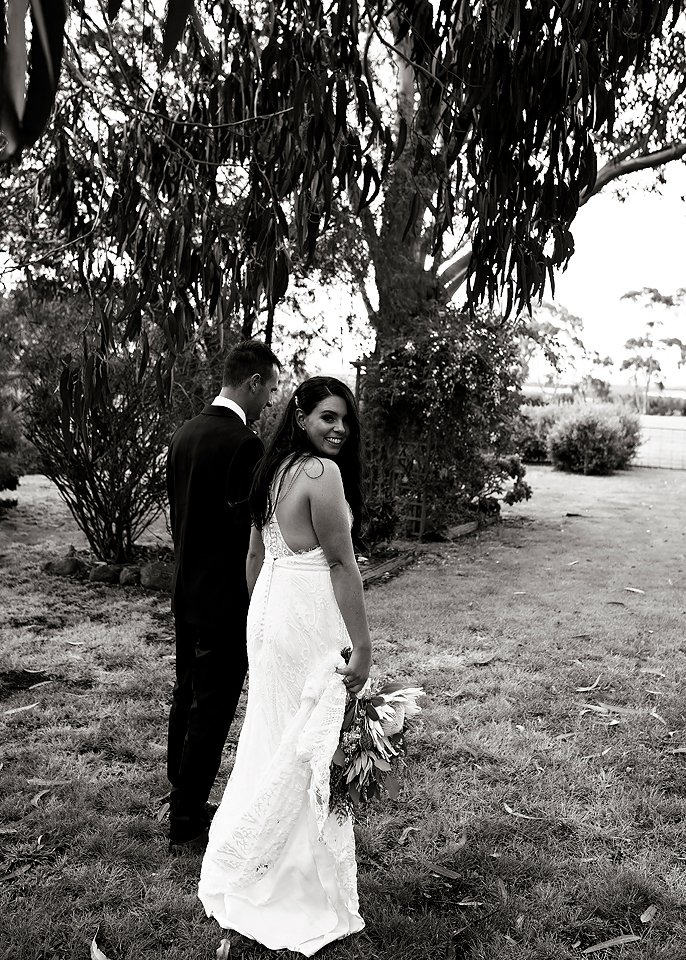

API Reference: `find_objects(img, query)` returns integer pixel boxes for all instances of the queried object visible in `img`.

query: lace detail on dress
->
[263,514,321,560]
[198,478,363,952]
[205,653,355,898]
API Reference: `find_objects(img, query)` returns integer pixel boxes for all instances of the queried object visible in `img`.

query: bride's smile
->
[298,395,350,457]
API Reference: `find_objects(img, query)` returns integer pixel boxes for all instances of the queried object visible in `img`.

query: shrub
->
[646,395,686,416]
[24,349,177,562]
[18,287,228,563]
[547,404,641,475]
[514,405,561,463]
[361,306,531,541]
[0,294,24,501]
[0,406,21,496]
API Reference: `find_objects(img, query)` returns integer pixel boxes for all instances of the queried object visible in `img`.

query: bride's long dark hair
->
[250,376,364,545]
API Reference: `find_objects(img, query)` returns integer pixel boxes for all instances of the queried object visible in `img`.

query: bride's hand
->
[336,645,372,695]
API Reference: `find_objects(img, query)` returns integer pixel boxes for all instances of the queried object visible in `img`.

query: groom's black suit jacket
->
[166,404,264,628]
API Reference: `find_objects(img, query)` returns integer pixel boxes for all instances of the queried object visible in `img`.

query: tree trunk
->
[369,27,445,349]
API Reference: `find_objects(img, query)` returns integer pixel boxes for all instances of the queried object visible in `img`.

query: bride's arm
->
[307,460,372,694]
[246,525,265,598]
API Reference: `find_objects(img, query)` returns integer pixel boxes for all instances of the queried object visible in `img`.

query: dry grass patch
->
[1,467,686,959]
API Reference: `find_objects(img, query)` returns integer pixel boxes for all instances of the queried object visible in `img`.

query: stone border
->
[42,516,497,593]
[42,555,173,591]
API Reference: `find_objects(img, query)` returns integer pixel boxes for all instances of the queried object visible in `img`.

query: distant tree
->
[620,287,686,412]
[516,301,613,398]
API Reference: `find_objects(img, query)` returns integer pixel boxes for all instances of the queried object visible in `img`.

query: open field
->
[636,416,686,471]
[1,466,685,960]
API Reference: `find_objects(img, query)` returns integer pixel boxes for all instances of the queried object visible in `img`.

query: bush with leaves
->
[514,405,563,463]
[0,406,21,501]
[647,395,686,416]
[17,285,228,563]
[0,297,24,504]
[361,307,531,539]
[547,405,641,475]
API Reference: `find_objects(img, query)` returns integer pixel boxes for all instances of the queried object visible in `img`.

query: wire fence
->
[634,415,686,470]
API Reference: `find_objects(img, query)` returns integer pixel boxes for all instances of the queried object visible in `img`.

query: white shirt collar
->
[211,395,247,425]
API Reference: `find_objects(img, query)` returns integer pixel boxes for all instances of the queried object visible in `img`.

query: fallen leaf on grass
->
[468,653,496,666]
[650,709,666,725]
[640,668,666,677]
[26,778,71,786]
[65,641,84,646]
[640,905,657,924]
[512,591,526,595]
[3,703,38,716]
[625,587,645,595]
[216,939,231,959]
[0,826,18,836]
[581,934,641,954]
[606,601,625,606]
[426,863,461,880]
[596,702,634,716]
[575,676,601,693]
[30,789,51,807]
[503,803,544,821]
[156,802,170,822]
[495,878,508,904]
[397,826,418,845]
[28,679,53,690]
[91,936,113,960]
[568,560,580,566]
[457,900,485,907]
[668,747,686,755]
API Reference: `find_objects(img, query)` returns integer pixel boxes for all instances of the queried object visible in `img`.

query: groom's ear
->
[249,373,261,392]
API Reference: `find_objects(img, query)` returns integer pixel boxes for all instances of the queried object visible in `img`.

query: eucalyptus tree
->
[1,0,685,412]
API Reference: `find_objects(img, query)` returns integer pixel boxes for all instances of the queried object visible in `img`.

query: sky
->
[528,163,686,389]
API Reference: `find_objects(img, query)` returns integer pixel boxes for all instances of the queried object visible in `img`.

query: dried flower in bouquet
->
[330,652,424,818]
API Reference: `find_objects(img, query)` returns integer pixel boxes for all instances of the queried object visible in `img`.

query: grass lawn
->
[1,466,685,960]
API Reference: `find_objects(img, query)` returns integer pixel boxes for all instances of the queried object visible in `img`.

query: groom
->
[166,339,281,851]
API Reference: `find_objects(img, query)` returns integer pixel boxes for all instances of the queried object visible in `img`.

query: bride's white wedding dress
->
[198,508,364,955]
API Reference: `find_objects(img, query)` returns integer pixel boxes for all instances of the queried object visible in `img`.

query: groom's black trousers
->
[167,616,248,843]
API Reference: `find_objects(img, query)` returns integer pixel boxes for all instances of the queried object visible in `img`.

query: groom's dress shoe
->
[169,826,209,856]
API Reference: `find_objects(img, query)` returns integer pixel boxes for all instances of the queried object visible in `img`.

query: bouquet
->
[330,656,424,817]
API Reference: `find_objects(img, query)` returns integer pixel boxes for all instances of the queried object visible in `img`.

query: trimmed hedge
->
[515,405,560,463]
[516,403,641,474]
[646,395,686,416]
[548,405,641,474]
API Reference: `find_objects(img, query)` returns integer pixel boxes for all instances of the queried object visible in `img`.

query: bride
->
[198,376,372,955]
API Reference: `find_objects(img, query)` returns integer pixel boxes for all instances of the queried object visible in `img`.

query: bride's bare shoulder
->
[300,456,341,482]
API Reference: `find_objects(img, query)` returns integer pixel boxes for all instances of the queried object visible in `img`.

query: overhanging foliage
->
[1,0,684,431]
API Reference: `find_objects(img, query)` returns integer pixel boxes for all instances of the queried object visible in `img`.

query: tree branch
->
[440,247,472,300]
[346,180,379,252]
[582,140,686,204]
[191,4,220,71]
[358,281,376,322]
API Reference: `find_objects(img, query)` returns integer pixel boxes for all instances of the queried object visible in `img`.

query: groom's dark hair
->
[223,340,281,388]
